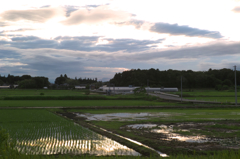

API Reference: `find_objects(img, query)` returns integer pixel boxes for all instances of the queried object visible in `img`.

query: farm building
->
[75,86,86,89]
[98,86,178,93]
[0,86,10,89]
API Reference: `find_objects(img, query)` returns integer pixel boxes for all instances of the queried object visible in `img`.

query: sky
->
[0,0,240,82]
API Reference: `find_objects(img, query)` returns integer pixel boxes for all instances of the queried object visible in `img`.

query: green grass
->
[172,89,239,97]
[0,89,87,97]
[184,96,239,103]
[0,100,182,107]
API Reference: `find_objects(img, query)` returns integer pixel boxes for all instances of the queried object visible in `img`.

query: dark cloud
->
[0,8,64,22]
[22,55,82,72]
[11,36,40,41]
[0,49,21,58]
[232,6,240,13]
[150,22,223,39]
[56,36,163,52]
[95,38,163,52]
[125,42,240,61]
[116,20,223,39]
[2,35,163,52]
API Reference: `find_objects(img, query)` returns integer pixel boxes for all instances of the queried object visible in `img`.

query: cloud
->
[0,8,64,22]
[0,48,21,59]
[11,36,40,41]
[1,35,163,52]
[117,20,223,39]
[232,6,240,13]
[150,22,223,39]
[0,22,9,27]
[63,6,80,17]
[2,28,36,33]
[115,19,145,29]
[61,6,132,25]
[22,55,82,72]
[95,38,163,52]
[123,41,240,61]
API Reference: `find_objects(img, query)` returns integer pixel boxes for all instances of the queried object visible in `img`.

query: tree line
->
[0,74,49,89]
[109,68,240,90]
[54,74,97,85]
[0,74,99,89]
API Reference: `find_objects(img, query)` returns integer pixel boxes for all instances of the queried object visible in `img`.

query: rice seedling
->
[0,110,139,156]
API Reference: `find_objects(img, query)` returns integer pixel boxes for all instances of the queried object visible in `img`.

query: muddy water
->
[125,123,210,143]
[124,123,240,148]
[75,112,176,121]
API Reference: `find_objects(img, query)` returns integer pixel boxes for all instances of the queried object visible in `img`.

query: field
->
[0,89,87,97]
[1,89,240,159]
[0,100,183,107]
[171,89,239,103]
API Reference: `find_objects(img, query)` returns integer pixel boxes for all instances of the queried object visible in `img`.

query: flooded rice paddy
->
[0,110,140,156]
[15,135,139,155]
[11,123,140,156]
[121,122,240,151]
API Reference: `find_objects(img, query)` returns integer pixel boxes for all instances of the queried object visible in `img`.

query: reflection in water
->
[127,124,209,143]
[126,124,157,129]
[90,124,168,157]
[15,134,140,156]
[76,113,174,121]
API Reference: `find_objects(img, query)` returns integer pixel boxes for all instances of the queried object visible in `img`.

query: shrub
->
[222,85,229,90]
[40,92,44,95]
[85,90,90,95]
[0,127,9,151]
[215,84,222,91]
[133,87,146,95]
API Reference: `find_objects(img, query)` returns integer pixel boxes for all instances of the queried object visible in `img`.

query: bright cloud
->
[0,7,65,22]
[61,6,132,25]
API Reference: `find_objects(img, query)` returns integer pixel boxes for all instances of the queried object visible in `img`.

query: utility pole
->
[234,66,237,105]
[181,76,182,102]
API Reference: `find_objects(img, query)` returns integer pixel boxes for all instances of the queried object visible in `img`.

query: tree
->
[18,79,37,89]
[0,79,3,86]
[222,79,232,87]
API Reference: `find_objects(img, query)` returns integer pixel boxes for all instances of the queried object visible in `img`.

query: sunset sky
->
[0,0,240,82]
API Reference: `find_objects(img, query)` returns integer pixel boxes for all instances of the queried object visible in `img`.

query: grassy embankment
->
[171,89,239,103]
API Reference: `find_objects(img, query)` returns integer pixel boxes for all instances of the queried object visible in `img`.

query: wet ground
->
[63,112,240,155]
[121,122,240,155]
